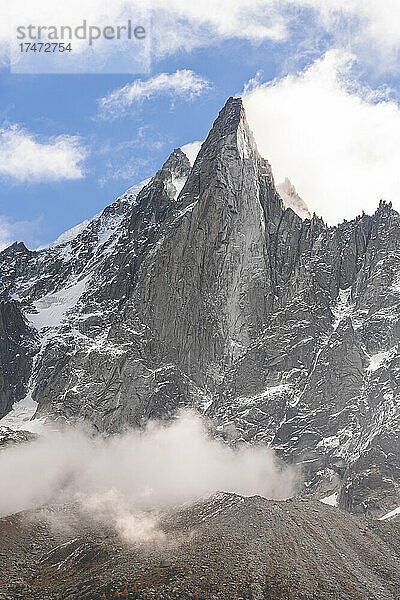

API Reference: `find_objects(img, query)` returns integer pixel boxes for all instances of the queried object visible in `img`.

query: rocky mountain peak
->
[153,147,192,203]
[375,198,398,222]
[212,96,245,135]
[277,177,311,220]
[160,147,191,179]
[1,98,400,519]
[378,198,393,210]
[188,97,256,168]
[180,96,272,209]
[125,96,282,394]
[1,241,34,258]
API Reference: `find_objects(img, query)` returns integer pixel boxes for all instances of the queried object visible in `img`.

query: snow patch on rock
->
[367,349,394,372]
[378,505,400,521]
[332,287,353,330]
[0,395,45,434]
[320,492,338,507]
[27,274,91,331]
[50,219,93,249]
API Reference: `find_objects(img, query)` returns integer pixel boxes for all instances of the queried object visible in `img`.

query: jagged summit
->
[277,177,311,220]
[1,241,33,255]
[1,98,400,518]
[187,96,253,169]
[159,147,191,180]
[126,94,282,393]
[149,147,192,203]
[210,96,246,134]
[379,198,393,209]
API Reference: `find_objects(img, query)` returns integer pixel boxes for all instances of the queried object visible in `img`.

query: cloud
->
[0,1,287,64]
[2,2,400,71]
[0,411,297,530]
[98,157,154,186]
[0,215,43,251]
[180,141,203,167]
[152,1,400,66]
[295,0,400,68]
[96,127,168,185]
[0,217,16,251]
[146,0,287,56]
[0,125,87,183]
[98,70,210,119]
[243,50,400,225]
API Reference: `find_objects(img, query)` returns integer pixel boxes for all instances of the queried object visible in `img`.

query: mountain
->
[276,177,311,220]
[1,493,400,600]
[1,97,400,518]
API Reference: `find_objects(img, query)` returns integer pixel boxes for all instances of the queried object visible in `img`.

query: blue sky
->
[0,40,280,248]
[1,2,400,248]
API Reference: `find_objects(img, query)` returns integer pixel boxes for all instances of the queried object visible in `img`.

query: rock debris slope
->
[1,98,400,517]
[0,494,399,600]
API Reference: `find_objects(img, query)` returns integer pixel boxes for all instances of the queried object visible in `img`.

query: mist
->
[0,411,297,540]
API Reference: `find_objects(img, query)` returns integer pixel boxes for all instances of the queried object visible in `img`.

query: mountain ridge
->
[1,97,400,518]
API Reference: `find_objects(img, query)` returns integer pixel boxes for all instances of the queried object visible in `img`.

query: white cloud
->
[2,1,400,70]
[0,218,17,251]
[157,1,400,65]
[0,1,287,63]
[99,70,209,118]
[243,50,400,225]
[298,1,400,53]
[180,141,203,166]
[98,157,154,186]
[147,0,287,56]
[0,216,42,251]
[0,411,297,520]
[0,125,87,183]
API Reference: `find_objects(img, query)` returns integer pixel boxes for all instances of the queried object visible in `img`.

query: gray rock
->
[0,98,400,517]
[0,301,38,417]
[1,494,400,599]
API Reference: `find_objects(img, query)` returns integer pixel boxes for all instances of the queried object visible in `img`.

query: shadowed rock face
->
[126,98,279,387]
[0,301,38,418]
[0,98,400,516]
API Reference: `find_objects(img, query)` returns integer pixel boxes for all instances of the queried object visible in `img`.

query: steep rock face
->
[26,98,286,433]
[0,301,38,417]
[23,146,200,432]
[0,98,400,517]
[125,99,280,387]
[0,242,36,301]
[209,201,400,515]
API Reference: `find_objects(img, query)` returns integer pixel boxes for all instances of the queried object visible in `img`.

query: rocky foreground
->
[0,493,399,600]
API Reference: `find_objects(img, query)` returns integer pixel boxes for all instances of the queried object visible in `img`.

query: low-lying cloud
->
[0,411,296,541]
